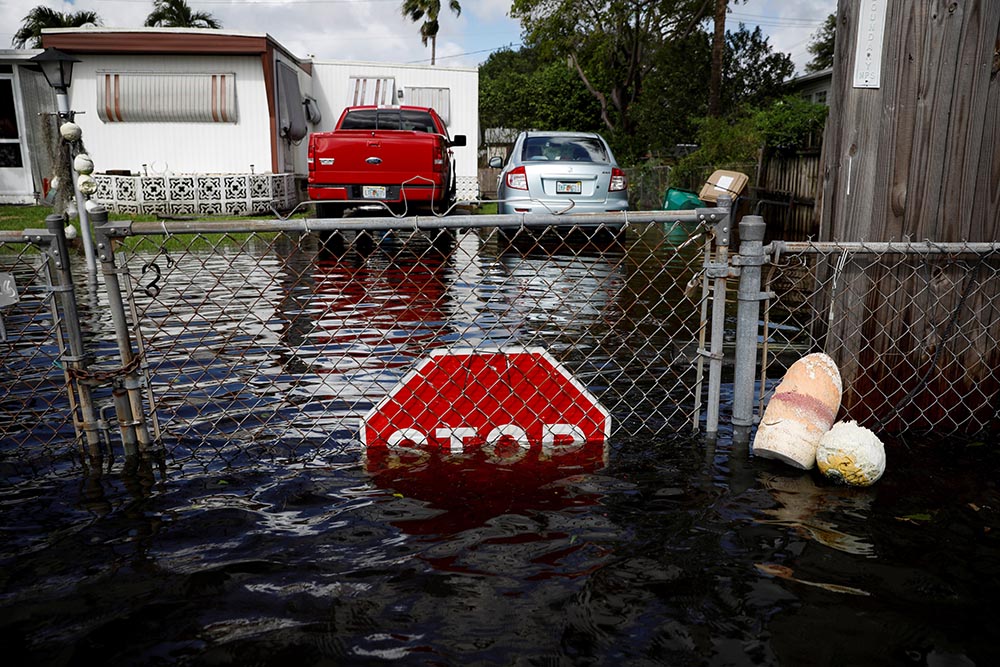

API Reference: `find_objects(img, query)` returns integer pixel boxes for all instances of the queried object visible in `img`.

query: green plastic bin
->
[663,187,704,210]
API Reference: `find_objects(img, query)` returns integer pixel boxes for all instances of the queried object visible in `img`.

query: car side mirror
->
[488,156,503,168]
[450,135,467,147]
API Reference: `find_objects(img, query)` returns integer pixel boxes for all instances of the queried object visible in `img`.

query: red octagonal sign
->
[361,347,611,467]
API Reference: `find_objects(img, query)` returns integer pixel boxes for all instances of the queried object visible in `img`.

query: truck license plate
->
[363,186,387,199]
[557,181,582,194]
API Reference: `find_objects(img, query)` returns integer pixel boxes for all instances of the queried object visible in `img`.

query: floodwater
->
[2,231,999,666]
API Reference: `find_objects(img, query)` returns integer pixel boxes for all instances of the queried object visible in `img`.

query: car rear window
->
[340,109,437,133]
[520,136,609,163]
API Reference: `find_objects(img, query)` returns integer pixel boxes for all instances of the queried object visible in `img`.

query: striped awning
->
[97,71,238,123]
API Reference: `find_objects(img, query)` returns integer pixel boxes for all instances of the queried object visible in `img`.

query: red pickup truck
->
[307,105,466,218]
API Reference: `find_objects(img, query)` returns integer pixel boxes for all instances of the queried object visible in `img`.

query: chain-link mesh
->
[103,216,715,469]
[760,241,1000,433]
[0,238,81,477]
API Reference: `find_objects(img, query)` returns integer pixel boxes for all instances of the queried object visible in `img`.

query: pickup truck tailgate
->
[310,131,446,188]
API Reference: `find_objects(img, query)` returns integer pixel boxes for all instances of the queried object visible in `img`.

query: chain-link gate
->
[87,205,732,470]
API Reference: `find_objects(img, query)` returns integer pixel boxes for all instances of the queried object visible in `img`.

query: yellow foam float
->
[816,420,886,486]
[753,353,842,470]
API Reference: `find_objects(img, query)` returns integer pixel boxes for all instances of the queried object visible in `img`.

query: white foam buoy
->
[60,122,82,142]
[77,174,97,195]
[816,420,886,486]
[73,153,95,174]
[753,353,842,470]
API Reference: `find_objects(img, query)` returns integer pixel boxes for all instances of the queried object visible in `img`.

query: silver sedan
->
[489,131,629,215]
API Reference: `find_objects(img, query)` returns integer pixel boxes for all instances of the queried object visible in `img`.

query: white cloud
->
[733,0,837,74]
[1,0,521,67]
[3,0,833,72]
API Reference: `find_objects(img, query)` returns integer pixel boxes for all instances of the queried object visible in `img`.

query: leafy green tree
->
[12,6,102,49]
[805,13,837,73]
[631,27,712,157]
[401,0,461,66]
[671,95,827,187]
[484,12,794,164]
[751,95,828,150]
[510,0,710,139]
[479,46,601,137]
[144,0,221,29]
[722,24,794,109]
[634,24,791,159]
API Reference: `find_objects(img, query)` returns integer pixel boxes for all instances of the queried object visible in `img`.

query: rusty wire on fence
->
[757,240,1000,434]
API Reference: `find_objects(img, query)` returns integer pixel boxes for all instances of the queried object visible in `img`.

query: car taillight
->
[610,167,627,192]
[307,142,315,171]
[506,166,528,190]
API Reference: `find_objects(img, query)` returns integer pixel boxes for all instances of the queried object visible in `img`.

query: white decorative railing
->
[93,172,297,216]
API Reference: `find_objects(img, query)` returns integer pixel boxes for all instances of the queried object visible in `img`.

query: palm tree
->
[144,0,222,29]
[12,6,102,49]
[401,0,461,66]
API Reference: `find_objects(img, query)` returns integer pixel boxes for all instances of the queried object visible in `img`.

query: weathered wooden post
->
[819,0,1000,430]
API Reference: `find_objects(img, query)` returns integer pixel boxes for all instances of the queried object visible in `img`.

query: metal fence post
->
[732,215,767,433]
[42,214,103,461]
[704,195,732,434]
[92,209,155,458]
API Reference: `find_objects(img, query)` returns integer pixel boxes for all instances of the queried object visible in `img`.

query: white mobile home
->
[309,60,479,200]
[38,28,479,215]
[1,50,53,205]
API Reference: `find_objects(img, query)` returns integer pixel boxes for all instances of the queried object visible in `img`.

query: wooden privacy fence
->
[752,148,823,241]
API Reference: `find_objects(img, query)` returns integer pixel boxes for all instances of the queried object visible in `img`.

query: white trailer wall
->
[66,54,272,176]
[309,61,479,199]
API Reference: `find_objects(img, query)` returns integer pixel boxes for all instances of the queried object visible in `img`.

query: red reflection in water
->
[367,446,605,535]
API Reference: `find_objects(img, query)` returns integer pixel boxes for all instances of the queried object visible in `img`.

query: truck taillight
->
[610,167,627,192]
[506,166,528,190]
[307,142,315,171]
[433,144,447,173]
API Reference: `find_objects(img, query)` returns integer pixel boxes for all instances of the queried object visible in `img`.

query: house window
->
[0,76,23,168]
[403,87,450,124]
[347,77,395,106]
[96,72,238,123]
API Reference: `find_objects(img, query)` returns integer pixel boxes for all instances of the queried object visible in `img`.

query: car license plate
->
[362,186,387,199]
[557,181,582,194]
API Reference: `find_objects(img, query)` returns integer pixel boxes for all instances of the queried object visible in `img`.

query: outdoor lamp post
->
[30,47,78,95]
[30,47,97,273]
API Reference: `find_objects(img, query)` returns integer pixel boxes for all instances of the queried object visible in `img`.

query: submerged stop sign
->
[361,347,611,463]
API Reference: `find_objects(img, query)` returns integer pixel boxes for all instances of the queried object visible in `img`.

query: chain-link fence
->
[3,206,999,483]
[97,209,723,466]
[752,239,1000,433]
[1,226,104,479]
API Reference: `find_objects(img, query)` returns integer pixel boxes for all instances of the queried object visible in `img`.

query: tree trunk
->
[708,0,727,116]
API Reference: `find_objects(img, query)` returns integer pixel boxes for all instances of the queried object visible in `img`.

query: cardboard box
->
[699,169,749,203]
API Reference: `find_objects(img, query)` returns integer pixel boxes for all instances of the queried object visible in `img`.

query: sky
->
[1,0,836,75]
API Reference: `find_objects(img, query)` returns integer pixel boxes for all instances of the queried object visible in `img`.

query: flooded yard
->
[1,228,998,665]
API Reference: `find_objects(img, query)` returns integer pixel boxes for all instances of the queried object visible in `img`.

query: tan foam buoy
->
[753,353,842,469]
[816,420,886,486]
